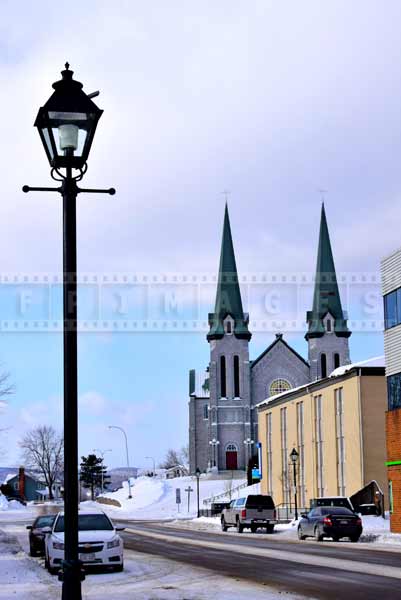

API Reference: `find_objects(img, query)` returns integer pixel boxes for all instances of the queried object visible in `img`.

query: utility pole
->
[185,485,194,513]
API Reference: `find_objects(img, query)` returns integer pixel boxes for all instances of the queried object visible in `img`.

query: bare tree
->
[19,426,63,500]
[159,448,181,469]
[0,368,15,458]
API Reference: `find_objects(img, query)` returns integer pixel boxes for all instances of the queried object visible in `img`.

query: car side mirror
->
[41,527,52,534]
[300,513,308,519]
[115,526,125,531]
[26,525,32,530]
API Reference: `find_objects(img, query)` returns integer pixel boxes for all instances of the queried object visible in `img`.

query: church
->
[188,204,351,473]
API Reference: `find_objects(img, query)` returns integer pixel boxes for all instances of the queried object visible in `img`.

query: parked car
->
[311,496,354,512]
[26,514,56,556]
[221,495,276,533]
[298,506,363,542]
[43,510,125,574]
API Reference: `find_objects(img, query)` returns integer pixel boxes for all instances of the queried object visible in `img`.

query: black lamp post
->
[195,467,201,518]
[23,64,115,600]
[290,447,299,521]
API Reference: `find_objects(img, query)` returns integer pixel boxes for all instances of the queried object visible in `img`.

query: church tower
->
[306,204,351,380]
[207,205,253,471]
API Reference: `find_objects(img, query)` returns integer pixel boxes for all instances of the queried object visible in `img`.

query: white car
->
[44,509,124,574]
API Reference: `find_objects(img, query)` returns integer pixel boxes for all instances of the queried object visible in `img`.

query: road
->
[117,521,401,600]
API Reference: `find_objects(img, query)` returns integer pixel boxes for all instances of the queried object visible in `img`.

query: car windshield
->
[54,514,113,532]
[246,495,275,509]
[316,498,350,508]
[34,515,56,528]
[320,507,354,516]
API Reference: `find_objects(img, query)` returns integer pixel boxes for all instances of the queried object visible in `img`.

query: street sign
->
[185,486,194,513]
[176,488,181,504]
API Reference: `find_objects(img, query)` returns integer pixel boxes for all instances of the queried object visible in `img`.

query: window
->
[226,443,237,451]
[280,407,289,505]
[203,404,209,419]
[266,413,273,496]
[389,480,394,514]
[387,372,401,411]
[14,482,19,491]
[321,353,327,378]
[296,401,306,507]
[226,320,232,334]
[384,289,401,329]
[233,355,240,397]
[326,319,332,332]
[335,387,346,496]
[220,356,226,397]
[314,395,324,497]
[334,353,340,370]
[269,378,291,397]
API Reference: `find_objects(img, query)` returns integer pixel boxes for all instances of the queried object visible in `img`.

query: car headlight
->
[53,541,65,550]
[107,538,120,549]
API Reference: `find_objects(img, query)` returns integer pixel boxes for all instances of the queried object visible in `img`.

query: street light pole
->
[208,439,220,467]
[23,64,114,600]
[290,447,299,521]
[243,438,254,471]
[195,467,201,518]
[109,425,132,498]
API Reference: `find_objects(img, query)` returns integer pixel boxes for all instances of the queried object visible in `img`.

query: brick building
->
[381,247,401,532]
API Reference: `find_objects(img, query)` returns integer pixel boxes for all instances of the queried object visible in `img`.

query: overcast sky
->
[0,1,399,468]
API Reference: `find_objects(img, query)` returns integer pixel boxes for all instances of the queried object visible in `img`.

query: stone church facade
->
[188,204,351,473]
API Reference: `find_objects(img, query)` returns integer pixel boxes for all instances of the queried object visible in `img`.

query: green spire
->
[306,204,351,339]
[207,205,251,341]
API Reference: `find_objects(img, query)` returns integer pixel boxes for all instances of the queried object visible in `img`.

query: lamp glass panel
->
[48,111,87,121]
[41,128,54,159]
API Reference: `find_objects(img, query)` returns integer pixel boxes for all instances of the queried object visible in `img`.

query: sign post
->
[185,486,194,513]
[176,488,181,513]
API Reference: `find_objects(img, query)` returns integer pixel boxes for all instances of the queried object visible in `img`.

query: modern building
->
[381,247,401,532]
[257,361,387,509]
[189,203,351,473]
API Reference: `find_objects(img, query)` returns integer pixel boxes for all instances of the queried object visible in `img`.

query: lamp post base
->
[61,559,85,600]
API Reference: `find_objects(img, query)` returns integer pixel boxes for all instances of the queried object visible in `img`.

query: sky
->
[0,0,400,468]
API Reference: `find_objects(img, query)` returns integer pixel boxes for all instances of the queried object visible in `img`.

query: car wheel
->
[266,524,274,534]
[250,525,257,533]
[114,563,124,572]
[29,544,37,557]
[350,535,360,543]
[332,536,340,542]
[314,526,323,542]
[44,552,49,570]
[221,518,228,532]
[297,526,306,540]
[236,520,243,533]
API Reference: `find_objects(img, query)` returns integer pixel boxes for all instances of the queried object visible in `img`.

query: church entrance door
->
[226,451,238,470]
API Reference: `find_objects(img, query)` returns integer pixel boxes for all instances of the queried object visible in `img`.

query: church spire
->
[306,204,350,339]
[207,205,251,341]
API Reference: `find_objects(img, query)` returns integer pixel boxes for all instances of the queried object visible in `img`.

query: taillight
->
[323,517,332,526]
[241,509,247,519]
[356,518,362,526]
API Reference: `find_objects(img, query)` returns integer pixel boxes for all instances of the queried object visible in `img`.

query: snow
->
[84,474,247,520]
[0,493,8,510]
[330,356,385,377]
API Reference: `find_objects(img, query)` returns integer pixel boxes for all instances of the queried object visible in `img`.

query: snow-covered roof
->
[256,356,385,410]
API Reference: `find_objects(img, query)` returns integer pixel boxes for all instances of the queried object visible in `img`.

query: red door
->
[226,451,238,470]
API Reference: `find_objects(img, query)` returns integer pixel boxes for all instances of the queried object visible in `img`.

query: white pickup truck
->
[221,494,277,533]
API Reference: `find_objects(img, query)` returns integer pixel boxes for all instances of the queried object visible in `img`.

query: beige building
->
[257,363,387,510]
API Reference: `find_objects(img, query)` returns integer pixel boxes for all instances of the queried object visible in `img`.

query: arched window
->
[334,353,340,369]
[321,353,327,378]
[234,355,240,397]
[226,443,238,451]
[326,319,332,332]
[269,378,291,397]
[220,356,226,397]
[226,321,232,334]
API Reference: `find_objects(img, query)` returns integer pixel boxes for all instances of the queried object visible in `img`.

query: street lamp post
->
[145,456,156,475]
[195,467,201,518]
[23,63,115,600]
[208,439,220,467]
[290,447,299,520]
[108,425,132,498]
[93,449,112,495]
[243,438,254,471]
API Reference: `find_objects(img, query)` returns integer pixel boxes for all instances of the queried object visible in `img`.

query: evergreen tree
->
[79,454,110,500]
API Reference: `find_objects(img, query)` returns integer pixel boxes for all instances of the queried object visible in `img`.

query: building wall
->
[259,373,384,508]
[308,333,350,381]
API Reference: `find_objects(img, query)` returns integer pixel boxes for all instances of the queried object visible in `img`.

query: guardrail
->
[202,480,249,505]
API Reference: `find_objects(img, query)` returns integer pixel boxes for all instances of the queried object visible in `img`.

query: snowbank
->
[0,494,8,511]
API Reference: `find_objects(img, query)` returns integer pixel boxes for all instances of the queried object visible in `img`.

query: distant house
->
[0,467,53,502]
[165,465,189,479]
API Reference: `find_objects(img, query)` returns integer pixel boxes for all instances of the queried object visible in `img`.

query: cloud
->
[79,391,107,416]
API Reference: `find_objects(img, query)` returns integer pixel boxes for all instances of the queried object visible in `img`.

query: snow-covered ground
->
[82,473,249,520]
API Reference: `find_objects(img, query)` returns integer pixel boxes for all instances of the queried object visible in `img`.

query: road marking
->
[124,527,401,580]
